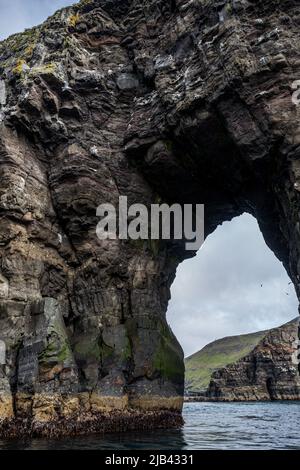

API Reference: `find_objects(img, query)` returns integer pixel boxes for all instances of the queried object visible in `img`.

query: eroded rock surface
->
[0,0,300,434]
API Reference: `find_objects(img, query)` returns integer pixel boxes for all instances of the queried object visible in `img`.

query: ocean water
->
[0,402,299,450]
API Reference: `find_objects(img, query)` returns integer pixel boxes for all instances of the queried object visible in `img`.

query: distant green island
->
[185,329,269,393]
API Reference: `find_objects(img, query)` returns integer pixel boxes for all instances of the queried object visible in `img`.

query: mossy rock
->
[38,335,72,365]
[74,335,114,363]
[38,313,73,366]
[153,321,184,383]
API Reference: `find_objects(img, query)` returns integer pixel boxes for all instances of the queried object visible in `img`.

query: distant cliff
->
[185,329,268,393]
[185,318,300,401]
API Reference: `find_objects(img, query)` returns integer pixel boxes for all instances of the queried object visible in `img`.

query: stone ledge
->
[0,409,184,439]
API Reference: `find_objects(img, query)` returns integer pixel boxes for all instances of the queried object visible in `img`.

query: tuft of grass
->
[12,59,27,75]
[68,12,81,28]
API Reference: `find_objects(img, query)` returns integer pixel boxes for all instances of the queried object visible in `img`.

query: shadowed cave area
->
[0,0,300,436]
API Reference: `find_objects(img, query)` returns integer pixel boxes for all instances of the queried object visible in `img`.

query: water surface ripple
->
[0,402,299,450]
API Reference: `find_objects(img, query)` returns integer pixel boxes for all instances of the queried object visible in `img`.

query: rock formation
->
[185,326,269,395]
[186,318,300,401]
[0,0,300,435]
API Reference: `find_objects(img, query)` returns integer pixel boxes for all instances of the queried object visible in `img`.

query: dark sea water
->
[0,402,299,450]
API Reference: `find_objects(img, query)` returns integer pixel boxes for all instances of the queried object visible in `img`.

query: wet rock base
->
[0,410,184,439]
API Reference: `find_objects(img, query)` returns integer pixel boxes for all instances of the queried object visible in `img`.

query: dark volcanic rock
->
[0,0,299,434]
[207,318,300,401]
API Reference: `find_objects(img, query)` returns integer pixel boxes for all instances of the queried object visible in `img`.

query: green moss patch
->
[153,321,184,383]
[74,335,114,363]
[38,334,72,365]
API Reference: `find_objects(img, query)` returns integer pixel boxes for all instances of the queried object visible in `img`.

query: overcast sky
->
[0,0,74,40]
[168,214,298,356]
[1,0,298,357]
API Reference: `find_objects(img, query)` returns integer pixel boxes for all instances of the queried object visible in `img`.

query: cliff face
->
[207,318,300,401]
[185,328,268,394]
[0,0,300,435]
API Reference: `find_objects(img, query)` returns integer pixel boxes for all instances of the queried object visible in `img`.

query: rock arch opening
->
[167,214,300,400]
[168,214,298,357]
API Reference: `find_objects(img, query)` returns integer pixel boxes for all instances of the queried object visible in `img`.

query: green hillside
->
[185,329,268,394]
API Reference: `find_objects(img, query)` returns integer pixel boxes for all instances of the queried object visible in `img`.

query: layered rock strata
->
[0,0,299,434]
[206,318,300,401]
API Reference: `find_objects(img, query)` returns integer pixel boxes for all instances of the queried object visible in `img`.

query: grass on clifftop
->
[185,329,268,393]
